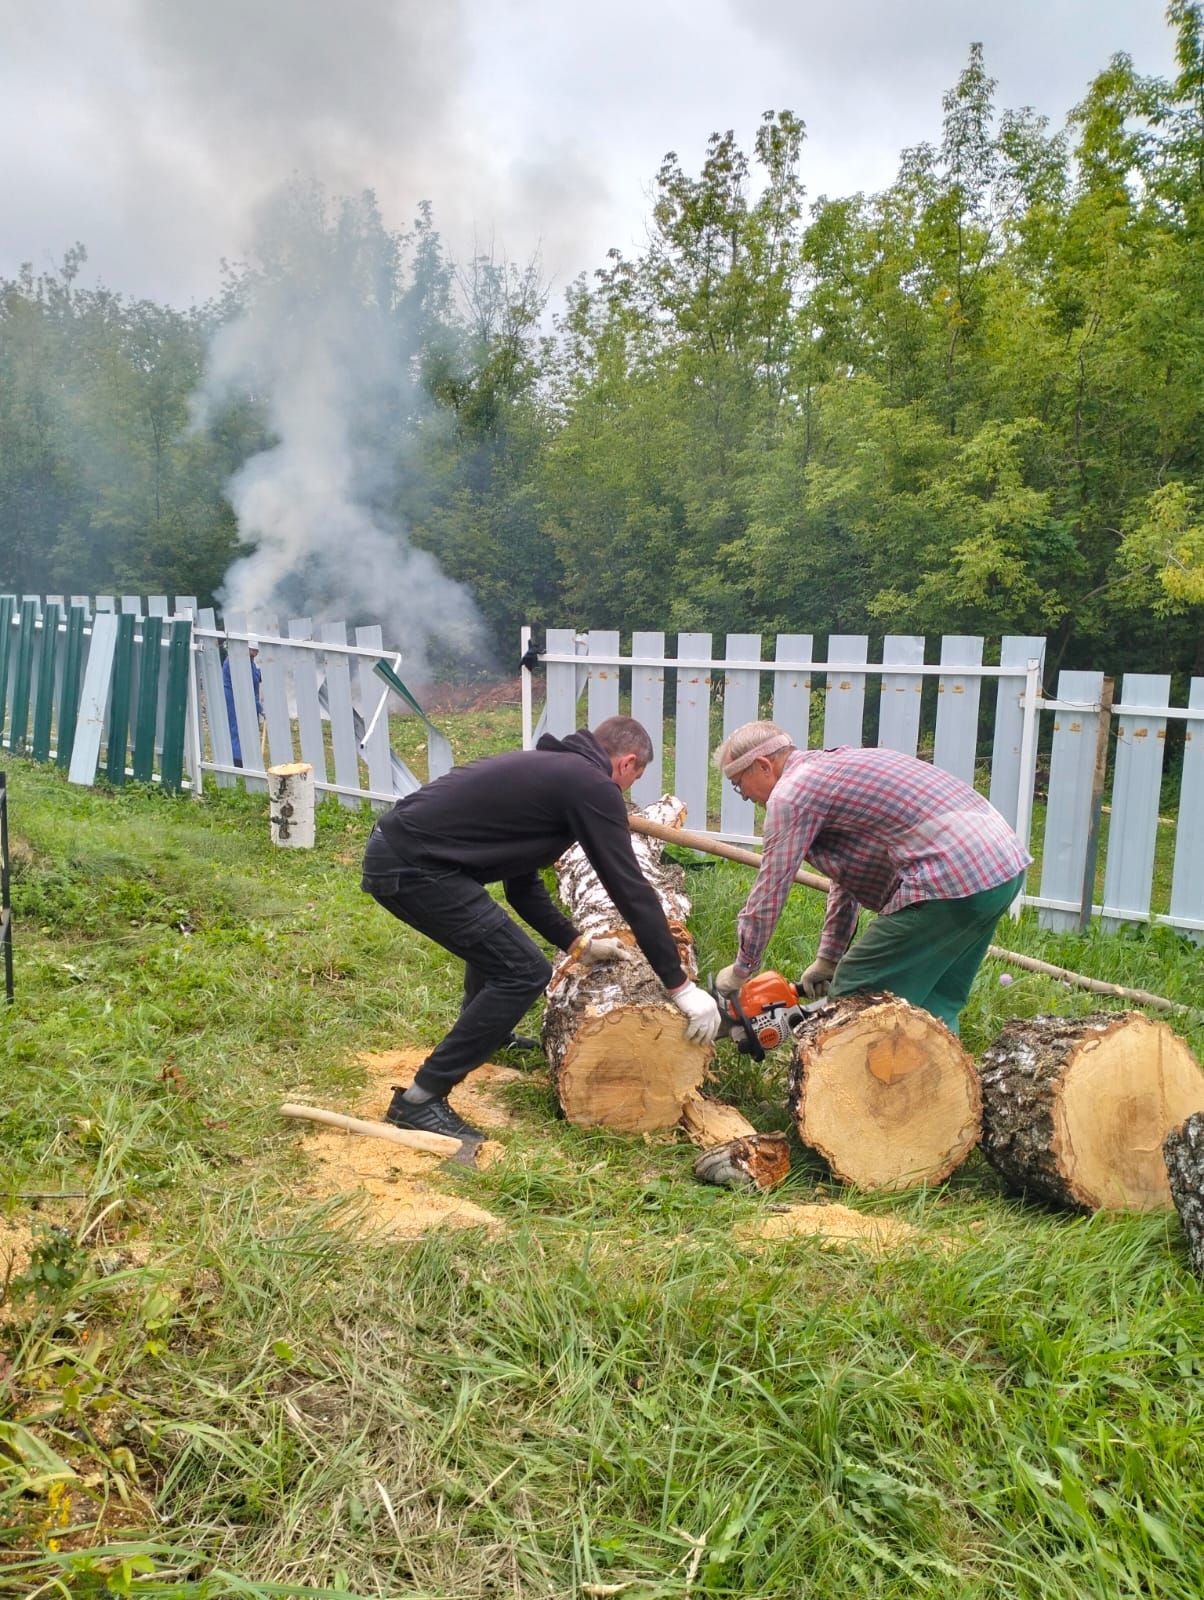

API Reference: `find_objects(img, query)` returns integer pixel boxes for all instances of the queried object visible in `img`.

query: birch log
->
[268,762,315,848]
[544,797,711,1132]
[788,995,981,1191]
[980,1012,1204,1211]
[1164,1113,1204,1278]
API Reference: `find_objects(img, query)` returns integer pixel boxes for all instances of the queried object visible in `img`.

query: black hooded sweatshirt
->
[368,730,687,990]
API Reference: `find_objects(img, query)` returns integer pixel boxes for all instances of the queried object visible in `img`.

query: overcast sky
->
[1,0,1180,313]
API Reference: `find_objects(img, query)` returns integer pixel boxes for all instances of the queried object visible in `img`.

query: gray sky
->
[1,0,1180,312]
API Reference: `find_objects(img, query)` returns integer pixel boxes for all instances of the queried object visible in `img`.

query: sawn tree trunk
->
[788,994,981,1191]
[1164,1112,1204,1279]
[543,798,711,1132]
[980,1012,1204,1211]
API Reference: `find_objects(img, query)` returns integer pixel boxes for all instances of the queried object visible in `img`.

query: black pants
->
[363,839,551,1097]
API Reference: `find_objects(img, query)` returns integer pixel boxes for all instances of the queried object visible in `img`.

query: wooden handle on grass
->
[280,1102,464,1154]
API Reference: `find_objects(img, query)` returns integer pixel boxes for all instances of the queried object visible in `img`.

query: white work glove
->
[714,963,751,998]
[800,956,837,999]
[575,935,627,967]
[669,982,722,1045]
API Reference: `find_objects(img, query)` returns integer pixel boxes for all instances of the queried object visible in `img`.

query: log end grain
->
[556,1004,711,1133]
[789,996,981,1191]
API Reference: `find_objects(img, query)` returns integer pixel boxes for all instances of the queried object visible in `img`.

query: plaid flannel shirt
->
[736,746,1031,970]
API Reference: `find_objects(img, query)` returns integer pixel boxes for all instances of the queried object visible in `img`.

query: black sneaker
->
[500,1033,540,1054]
[384,1086,484,1144]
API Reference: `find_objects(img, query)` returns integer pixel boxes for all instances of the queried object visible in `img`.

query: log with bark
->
[543,798,712,1133]
[980,1012,1204,1211]
[1164,1112,1204,1279]
[787,995,981,1191]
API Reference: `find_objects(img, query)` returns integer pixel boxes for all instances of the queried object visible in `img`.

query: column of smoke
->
[193,186,487,685]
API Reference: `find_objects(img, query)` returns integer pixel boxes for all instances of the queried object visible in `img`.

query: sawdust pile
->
[292,1050,519,1239]
[737,1202,928,1255]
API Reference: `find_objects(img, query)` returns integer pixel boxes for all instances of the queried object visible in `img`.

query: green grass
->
[2,739,1203,1600]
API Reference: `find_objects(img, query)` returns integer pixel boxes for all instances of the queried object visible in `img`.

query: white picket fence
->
[522,628,1204,940]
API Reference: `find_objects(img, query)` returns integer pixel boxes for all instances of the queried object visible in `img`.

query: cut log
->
[268,762,315,848]
[1164,1113,1204,1278]
[788,995,981,1191]
[980,1012,1204,1211]
[680,1094,757,1146]
[693,1133,791,1192]
[544,797,711,1132]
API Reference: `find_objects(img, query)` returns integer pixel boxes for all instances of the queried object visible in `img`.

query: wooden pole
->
[280,1102,465,1155]
[628,815,1192,1018]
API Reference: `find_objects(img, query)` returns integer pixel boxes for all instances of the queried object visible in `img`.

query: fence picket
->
[1037,670,1106,931]
[878,635,924,756]
[1169,678,1204,937]
[587,630,620,725]
[933,635,984,785]
[105,614,137,783]
[68,611,119,786]
[160,620,192,793]
[823,635,868,748]
[720,634,761,838]
[57,606,86,767]
[197,607,236,788]
[132,616,164,782]
[258,615,295,767]
[543,628,579,739]
[9,601,39,755]
[31,603,61,762]
[630,630,666,806]
[1102,674,1171,928]
[990,636,1046,827]
[674,633,712,831]
[288,619,328,781]
[320,621,360,809]
[355,624,393,796]
[0,598,13,745]
[771,635,812,751]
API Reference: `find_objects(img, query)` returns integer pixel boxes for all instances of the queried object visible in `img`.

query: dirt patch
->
[418,677,530,715]
[293,1050,521,1239]
[737,1202,933,1255]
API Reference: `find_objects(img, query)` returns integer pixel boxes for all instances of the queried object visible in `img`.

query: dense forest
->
[2,5,1202,680]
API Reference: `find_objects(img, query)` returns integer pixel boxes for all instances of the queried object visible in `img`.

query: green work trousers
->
[828,871,1025,1033]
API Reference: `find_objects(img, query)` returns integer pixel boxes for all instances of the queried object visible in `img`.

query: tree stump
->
[1164,1113,1204,1279]
[788,995,981,1191]
[268,762,315,848]
[543,797,711,1132]
[980,1012,1204,1211]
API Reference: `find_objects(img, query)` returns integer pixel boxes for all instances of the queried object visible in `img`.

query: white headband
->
[722,732,792,778]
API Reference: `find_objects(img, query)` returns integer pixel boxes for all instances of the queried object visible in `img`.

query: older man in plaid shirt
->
[714,721,1030,1032]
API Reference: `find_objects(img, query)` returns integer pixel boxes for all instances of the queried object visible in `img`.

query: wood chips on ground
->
[737,1202,932,1255]
[293,1050,518,1239]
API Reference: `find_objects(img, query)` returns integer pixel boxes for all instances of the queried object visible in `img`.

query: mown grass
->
[2,730,1203,1600]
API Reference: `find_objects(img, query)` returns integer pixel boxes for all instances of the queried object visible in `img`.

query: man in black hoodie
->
[361,715,722,1143]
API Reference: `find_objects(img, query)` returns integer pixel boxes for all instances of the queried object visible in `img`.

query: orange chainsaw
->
[710,970,827,1061]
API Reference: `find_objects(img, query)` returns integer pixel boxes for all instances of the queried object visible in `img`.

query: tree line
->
[2,5,1202,681]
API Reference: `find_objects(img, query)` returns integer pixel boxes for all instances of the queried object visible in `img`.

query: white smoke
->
[193,185,486,682]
